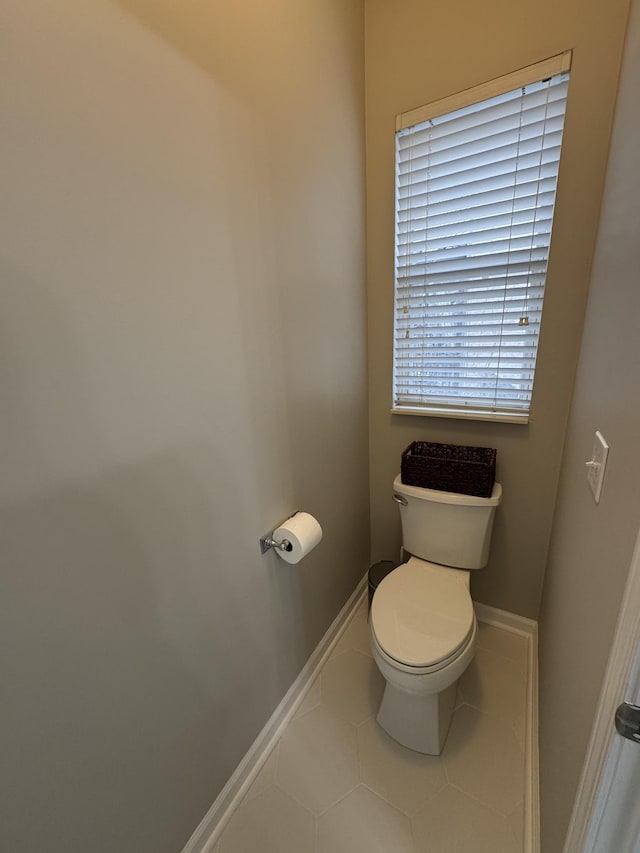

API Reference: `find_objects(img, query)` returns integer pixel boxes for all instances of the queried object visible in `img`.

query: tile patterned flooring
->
[215,597,530,853]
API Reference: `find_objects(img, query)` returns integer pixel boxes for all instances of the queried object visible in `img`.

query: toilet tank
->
[393,474,502,569]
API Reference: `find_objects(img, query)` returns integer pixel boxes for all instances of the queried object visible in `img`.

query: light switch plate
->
[586,430,609,503]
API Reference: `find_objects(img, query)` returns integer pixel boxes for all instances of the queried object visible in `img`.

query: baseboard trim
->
[181,573,369,853]
[525,621,540,853]
[474,600,538,638]
[474,601,539,853]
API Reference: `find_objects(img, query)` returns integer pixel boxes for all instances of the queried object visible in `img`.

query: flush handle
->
[392,493,408,506]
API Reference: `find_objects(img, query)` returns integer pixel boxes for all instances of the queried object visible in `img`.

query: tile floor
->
[215,596,530,853]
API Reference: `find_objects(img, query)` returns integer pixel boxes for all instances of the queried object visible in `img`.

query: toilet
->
[369,474,502,755]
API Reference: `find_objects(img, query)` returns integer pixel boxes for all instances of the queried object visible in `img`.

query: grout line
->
[358,782,417,820]
[292,675,323,722]
[405,779,450,820]
[316,781,362,818]
[447,780,517,820]
[474,642,530,670]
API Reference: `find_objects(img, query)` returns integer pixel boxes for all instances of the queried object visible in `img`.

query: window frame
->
[391,52,572,424]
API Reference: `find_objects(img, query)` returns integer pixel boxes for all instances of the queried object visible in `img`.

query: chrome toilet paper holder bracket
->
[259,511,300,555]
[259,533,292,555]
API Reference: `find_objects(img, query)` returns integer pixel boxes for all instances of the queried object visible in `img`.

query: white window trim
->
[396,51,572,131]
[390,405,530,425]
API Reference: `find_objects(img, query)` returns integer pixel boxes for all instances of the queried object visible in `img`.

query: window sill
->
[391,405,529,425]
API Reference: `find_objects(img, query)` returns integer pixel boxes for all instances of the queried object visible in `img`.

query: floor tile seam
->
[324,689,379,727]
[476,622,529,660]
[358,780,417,823]
[476,706,529,754]
[315,779,364,819]
[292,698,323,722]
[403,778,450,820]
[292,672,324,719]
[349,647,375,662]
[442,756,453,785]
[456,689,528,719]
[446,779,518,820]
[355,722,365,783]
[327,606,369,656]
[409,810,425,853]
[506,714,527,751]
[454,697,528,737]
[474,644,530,667]
[226,786,319,853]
[451,698,492,719]
[329,646,374,663]
[270,775,327,821]
[409,787,460,853]
[459,670,528,702]
[355,776,416,819]
[473,644,530,679]
[244,778,279,808]
[460,703,528,737]
[248,776,295,807]
[328,647,347,661]
[354,712,375,729]
[314,697,372,729]
[278,726,360,773]
[476,625,530,660]
[505,796,526,818]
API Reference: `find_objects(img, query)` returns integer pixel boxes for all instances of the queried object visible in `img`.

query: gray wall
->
[538,0,640,847]
[0,2,368,851]
[364,0,630,618]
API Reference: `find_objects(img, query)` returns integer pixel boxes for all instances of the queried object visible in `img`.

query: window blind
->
[393,54,571,422]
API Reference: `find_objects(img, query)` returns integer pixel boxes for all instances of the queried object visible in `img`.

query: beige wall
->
[538,0,640,846]
[0,2,367,851]
[365,0,630,617]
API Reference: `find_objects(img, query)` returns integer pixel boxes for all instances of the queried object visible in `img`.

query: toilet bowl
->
[369,475,502,755]
[370,558,477,754]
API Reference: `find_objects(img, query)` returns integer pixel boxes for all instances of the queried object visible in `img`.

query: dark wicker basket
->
[401,441,497,498]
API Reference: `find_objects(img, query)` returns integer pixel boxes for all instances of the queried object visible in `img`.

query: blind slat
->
[397,122,565,177]
[397,191,558,232]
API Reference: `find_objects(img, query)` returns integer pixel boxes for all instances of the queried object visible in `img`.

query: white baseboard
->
[474,600,538,638]
[474,601,539,853]
[181,573,369,853]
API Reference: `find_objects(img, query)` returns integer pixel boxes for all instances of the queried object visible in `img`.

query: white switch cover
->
[586,430,609,503]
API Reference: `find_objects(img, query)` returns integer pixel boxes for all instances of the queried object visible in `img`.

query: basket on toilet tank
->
[401,441,496,498]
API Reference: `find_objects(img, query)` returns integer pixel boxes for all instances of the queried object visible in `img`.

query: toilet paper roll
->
[273,512,323,564]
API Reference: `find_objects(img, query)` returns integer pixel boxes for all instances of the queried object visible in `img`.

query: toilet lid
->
[371,558,474,668]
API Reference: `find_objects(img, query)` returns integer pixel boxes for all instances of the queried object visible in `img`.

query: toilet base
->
[376,680,458,755]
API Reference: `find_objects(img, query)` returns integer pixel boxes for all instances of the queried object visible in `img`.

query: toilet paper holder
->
[259,513,299,555]
[259,532,293,555]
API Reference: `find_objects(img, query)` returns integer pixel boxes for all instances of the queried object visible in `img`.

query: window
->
[393,53,571,423]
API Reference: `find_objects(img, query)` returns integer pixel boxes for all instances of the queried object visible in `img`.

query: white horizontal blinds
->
[393,59,570,417]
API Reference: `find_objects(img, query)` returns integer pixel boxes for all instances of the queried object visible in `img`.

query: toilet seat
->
[370,558,474,669]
